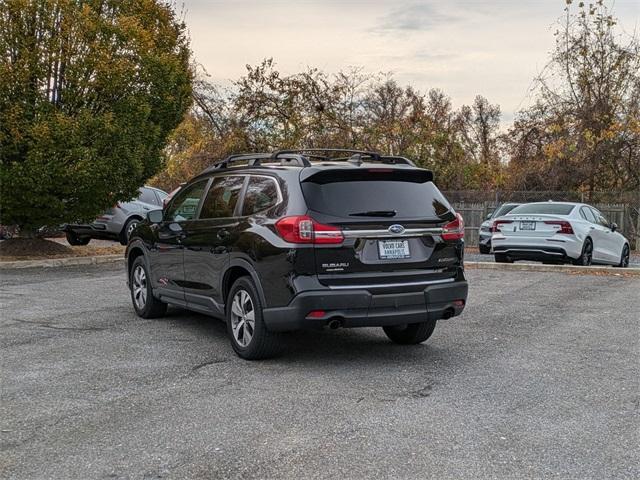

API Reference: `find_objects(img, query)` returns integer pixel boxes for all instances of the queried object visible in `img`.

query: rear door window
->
[301,169,451,220]
[242,176,280,215]
[138,187,158,205]
[165,180,208,222]
[154,190,168,206]
[199,175,245,219]
[580,207,596,223]
[590,208,610,228]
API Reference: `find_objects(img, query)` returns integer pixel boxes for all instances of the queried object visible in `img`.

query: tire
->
[226,276,282,360]
[129,256,167,318]
[65,230,91,246]
[383,320,437,345]
[479,243,491,254]
[494,253,512,263]
[617,244,630,268]
[572,238,593,266]
[121,217,142,245]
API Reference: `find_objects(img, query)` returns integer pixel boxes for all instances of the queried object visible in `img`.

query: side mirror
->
[147,209,163,224]
[485,213,492,220]
[610,222,618,232]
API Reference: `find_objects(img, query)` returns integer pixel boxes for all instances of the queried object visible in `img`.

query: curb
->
[465,261,640,276]
[0,254,123,270]
[1,255,638,276]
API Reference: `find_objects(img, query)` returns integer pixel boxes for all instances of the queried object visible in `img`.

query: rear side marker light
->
[544,220,574,234]
[306,310,326,318]
[275,215,344,244]
[442,213,465,241]
[491,220,513,233]
[453,300,465,307]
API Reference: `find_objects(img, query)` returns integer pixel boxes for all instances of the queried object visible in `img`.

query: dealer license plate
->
[520,221,536,231]
[378,240,410,259]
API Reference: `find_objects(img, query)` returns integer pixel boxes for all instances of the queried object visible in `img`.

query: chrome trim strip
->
[327,277,455,290]
[342,227,443,239]
[500,248,563,255]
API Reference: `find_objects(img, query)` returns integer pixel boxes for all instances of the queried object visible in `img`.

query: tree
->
[156,59,506,192]
[0,0,192,233]
[507,0,640,194]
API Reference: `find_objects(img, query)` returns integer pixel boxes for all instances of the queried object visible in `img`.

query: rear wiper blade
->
[349,210,397,217]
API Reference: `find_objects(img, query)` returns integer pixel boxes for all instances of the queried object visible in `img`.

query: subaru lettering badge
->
[389,224,405,234]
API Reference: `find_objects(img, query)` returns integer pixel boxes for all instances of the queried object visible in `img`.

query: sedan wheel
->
[126,219,140,240]
[618,244,630,268]
[574,239,593,266]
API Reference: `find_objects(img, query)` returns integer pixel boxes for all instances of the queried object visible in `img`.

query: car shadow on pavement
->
[157,307,453,369]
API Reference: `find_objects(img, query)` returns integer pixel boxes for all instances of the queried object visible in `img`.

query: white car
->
[491,202,630,267]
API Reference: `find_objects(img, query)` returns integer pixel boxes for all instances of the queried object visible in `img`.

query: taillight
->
[544,220,574,234]
[491,220,513,233]
[275,215,344,244]
[442,213,464,241]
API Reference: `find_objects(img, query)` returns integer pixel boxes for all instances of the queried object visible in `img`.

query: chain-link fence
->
[444,191,640,250]
[443,190,640,205]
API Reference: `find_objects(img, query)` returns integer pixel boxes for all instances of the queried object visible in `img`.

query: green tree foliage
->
[506,0,639,194]
[0,0,192,232]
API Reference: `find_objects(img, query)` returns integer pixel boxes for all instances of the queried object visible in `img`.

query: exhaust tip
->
[327,318,343,330]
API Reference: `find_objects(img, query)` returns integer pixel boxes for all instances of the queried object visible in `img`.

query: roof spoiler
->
[300,167,433,184]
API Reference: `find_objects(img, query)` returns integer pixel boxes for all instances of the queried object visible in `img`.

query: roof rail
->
[202,148,416,173]
[379,156,416,167]
[273,148,381,161]
[206,152,311,172]
[273,148,415,166]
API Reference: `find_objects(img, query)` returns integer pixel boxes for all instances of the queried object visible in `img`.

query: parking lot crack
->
[191,359,228,372]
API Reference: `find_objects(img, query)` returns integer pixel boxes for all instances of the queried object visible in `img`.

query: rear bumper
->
[479,231,492,246]
[492,235,582,261]
[64,222,119,239]
[262,279,468,332]
[493,244,574,262]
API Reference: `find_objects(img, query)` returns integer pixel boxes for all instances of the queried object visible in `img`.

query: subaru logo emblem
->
[389,224,405,234]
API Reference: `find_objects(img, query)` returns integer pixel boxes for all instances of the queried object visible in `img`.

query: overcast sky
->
[183,0,639,124]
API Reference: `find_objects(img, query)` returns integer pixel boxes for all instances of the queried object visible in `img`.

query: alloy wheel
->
[582,241,593,266]
[230,289,255,347]
[132,265,147,310]
[127,220,139,240]
[621,245,630,268]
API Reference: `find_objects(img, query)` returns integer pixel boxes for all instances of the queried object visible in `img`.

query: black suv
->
[126,149,468,359]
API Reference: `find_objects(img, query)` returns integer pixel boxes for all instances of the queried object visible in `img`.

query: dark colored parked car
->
[126,149,469,359]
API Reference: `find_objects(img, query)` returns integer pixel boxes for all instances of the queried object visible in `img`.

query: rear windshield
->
[301,169,452,220]
[509,203,575,215]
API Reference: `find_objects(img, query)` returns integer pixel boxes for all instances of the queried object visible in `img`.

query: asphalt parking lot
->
[1,265,639,479]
